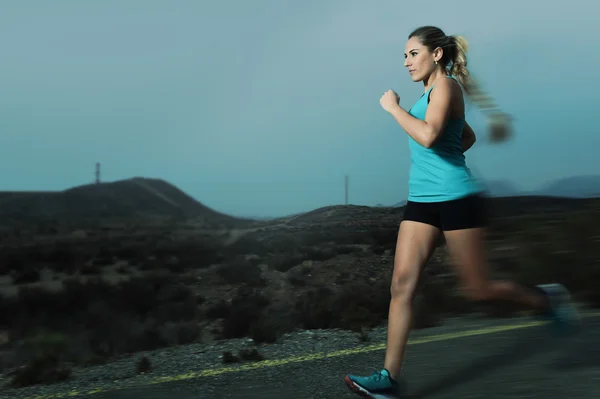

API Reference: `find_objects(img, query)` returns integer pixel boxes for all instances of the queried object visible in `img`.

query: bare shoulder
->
[430,77,465,118]
[431,76,462,98]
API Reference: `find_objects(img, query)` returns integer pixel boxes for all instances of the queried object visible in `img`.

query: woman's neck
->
[423,69,449,92]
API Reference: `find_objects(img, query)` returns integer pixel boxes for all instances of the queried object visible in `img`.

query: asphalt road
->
[75,315,600,399]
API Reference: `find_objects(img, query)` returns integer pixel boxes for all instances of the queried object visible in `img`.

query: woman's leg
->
[443,226,549,309]
[345,219,441,397]
[441,194,578,328]
[383,220,441,378]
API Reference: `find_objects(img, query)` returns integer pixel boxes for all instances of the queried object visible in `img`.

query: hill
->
[374,175,600,208]
[0,193,599,389]
[482,175,600,199]
[0,177,252,227]
[537,175,600,198]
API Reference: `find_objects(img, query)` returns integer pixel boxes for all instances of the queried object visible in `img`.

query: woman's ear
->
[432,47,444,63]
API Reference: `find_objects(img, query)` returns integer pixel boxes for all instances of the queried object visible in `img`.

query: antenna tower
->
[95,162,101,184]
[345,175,349,205]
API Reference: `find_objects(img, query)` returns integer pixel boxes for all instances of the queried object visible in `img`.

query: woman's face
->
[403,36,437,82]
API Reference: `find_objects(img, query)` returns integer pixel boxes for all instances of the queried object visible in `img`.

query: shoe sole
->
[344,375,398,399]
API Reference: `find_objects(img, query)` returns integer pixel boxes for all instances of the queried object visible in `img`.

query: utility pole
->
[345,175,349,205]
[95,162,101,184]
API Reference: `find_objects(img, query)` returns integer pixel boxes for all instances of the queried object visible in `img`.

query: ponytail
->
[408,26,513,143]
[449,35,513,143]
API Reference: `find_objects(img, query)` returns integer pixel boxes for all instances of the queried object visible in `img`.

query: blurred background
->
[0,1,599,398]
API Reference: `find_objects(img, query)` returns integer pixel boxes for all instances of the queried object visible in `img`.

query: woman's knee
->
[390,270,419,301]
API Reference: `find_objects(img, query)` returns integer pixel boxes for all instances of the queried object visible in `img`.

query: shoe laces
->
[370,369,386,382]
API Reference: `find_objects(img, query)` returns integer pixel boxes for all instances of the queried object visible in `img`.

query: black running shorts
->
[402,192,488,231]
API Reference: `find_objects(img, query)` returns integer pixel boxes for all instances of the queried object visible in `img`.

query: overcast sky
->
[0,0,597,217]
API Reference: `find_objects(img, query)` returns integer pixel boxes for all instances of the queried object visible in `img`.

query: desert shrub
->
[311,229,368,246]
[300,231,335,246]
[85,317,191,357]
[350,231,378,245]
[306,248,337,262]
[125,322,167,353]
[139,260,159,271]
[1,247,49,282]
[91,245,115,265]
[9,353,72,388]
[217,259,265,286]
[36,221,59,235]
[10,330,72,388]
[370,244,387,255]
[222,348,264,364]
[12,268,41,284]
[336,245,363,255]
[0,294,13,330]
[179,247,224,269]
[335,281,391,332]
[249,319,278,344]
[293,277,457,332]
[4,273,203,365]
[195,294,206,305]
[0,251,24,274]
[165,258,188,273]
[239,348,264,361]
[154,300,198,324]
[136,356,152,374]
[149,238,224,269]
[294,286,337,330]
[288,275,307,287]
[370,228,398,248]
[80,265,101,275]
[270,253,306,272]
[205,300,230,319]
[41,243,84,273]
[222,351,239,363]
[153,245,178,260]
[157,283,193,302]
[268,246,351,272]
[19,330,69,359]
[84,312,141,358]
[221,288,270,339]
[83,299,120,331]
[226,235,269,257]
[9,287,75,334]
[156,321,201,346]
[267,235,304,253]
[114,276,165,316]
[113,245,143,261]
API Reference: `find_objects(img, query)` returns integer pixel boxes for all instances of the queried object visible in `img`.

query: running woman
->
[343,25,579,399]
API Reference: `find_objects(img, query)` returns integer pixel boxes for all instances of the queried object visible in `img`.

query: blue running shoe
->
[536,283,579,335]
[344,368,405,398]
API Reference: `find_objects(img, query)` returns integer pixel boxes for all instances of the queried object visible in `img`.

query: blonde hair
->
[409,26,512,143]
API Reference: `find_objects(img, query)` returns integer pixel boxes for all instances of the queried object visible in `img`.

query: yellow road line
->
[20,311,600,399]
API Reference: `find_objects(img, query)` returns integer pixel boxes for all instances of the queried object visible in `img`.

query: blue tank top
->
[407,76,484,202]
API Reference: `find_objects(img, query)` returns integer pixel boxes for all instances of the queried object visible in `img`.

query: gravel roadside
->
[1,311,595,399]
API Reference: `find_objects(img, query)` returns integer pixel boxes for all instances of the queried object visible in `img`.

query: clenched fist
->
[380,89,400,113]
